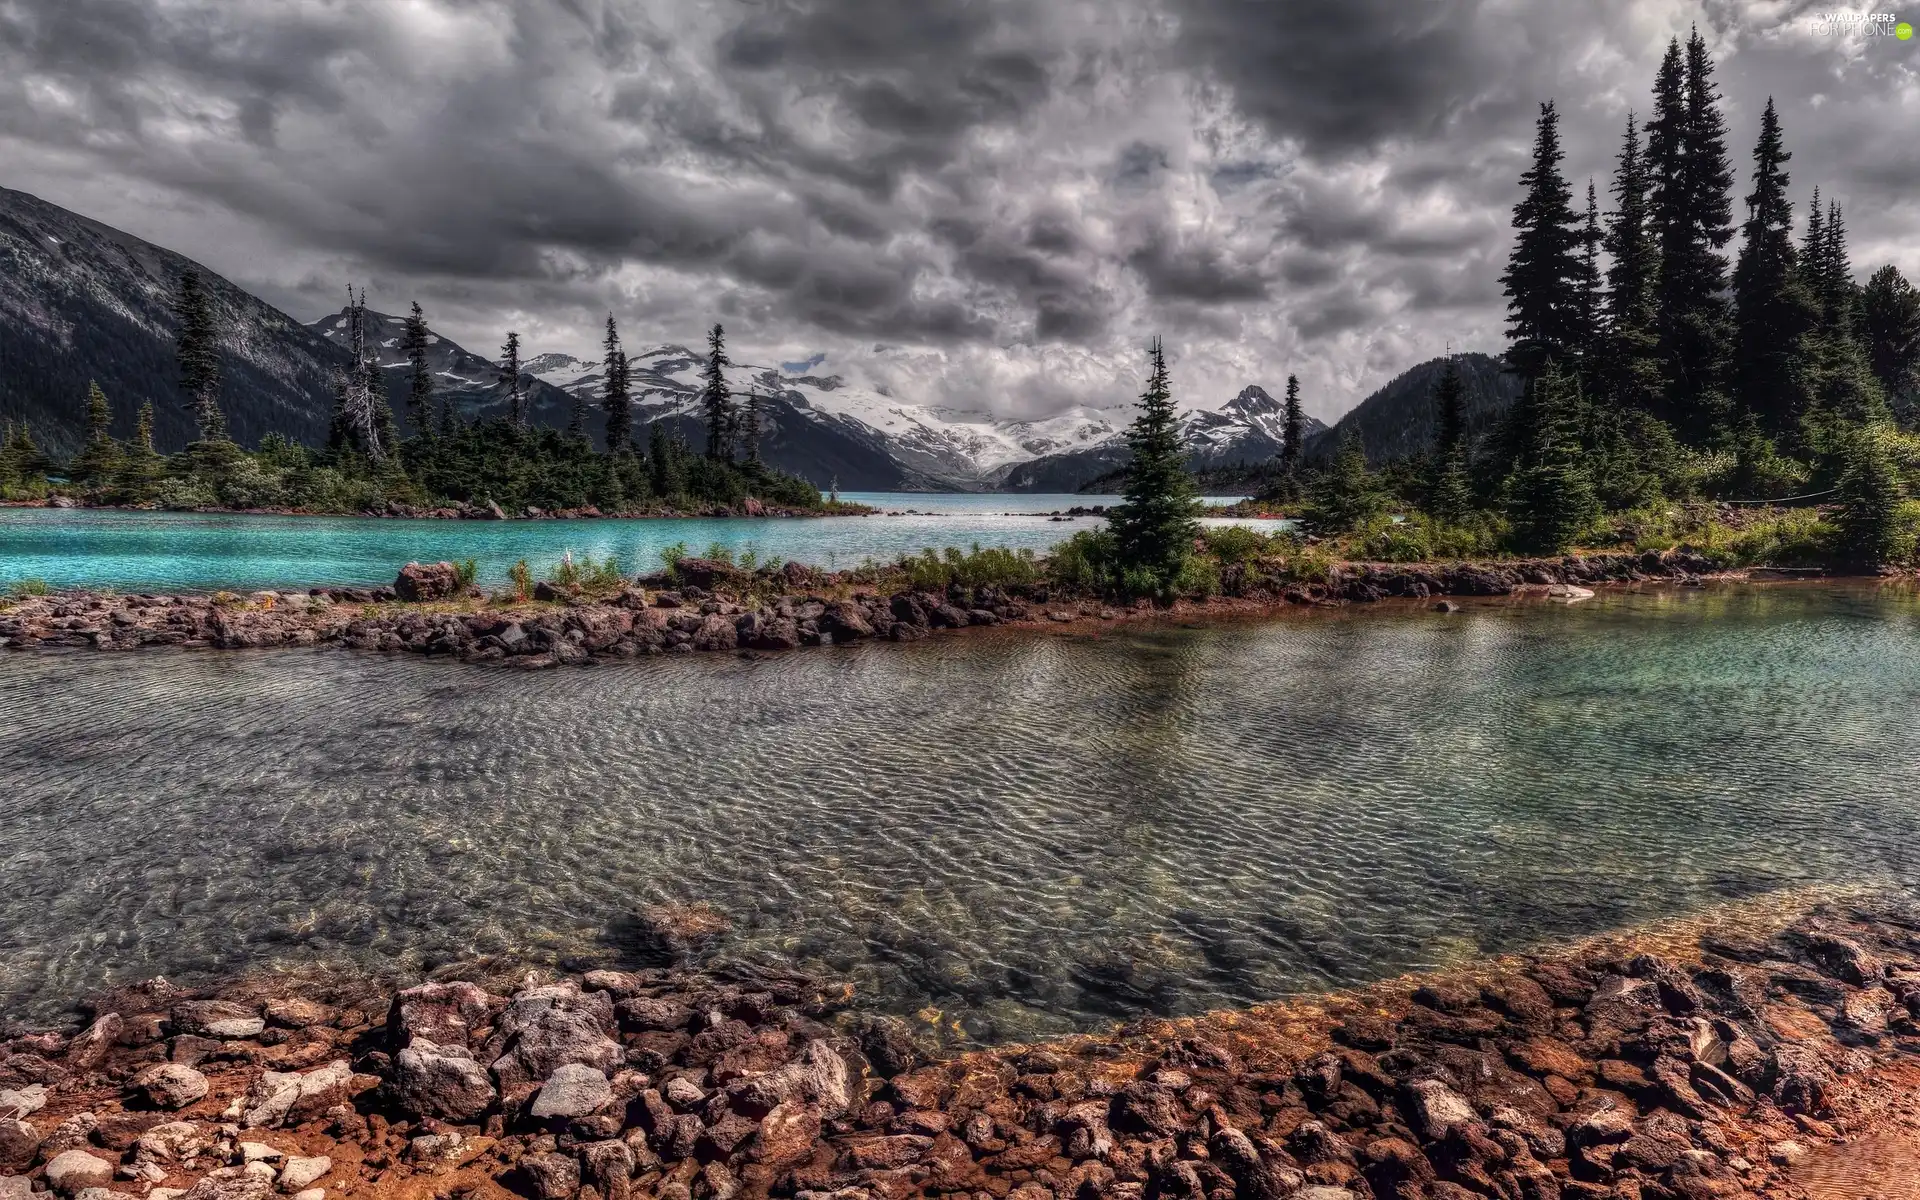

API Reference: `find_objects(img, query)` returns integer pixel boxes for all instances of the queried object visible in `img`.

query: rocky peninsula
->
[1,901,1916,1200]
[0,551,1804,667]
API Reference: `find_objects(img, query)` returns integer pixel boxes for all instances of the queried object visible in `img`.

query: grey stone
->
[393,1040,495,1122]
[45,1151,114,1195]
[242,1061,355,1129]
[275,1157,330,1193]
[132,1065,209,1110]
[528,1064,613,1119]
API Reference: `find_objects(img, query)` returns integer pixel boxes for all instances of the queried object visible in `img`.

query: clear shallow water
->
[0,497,1282,592]
[4,584,1920,1039]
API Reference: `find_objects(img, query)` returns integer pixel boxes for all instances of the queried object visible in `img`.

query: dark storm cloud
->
[0,0,1912,418]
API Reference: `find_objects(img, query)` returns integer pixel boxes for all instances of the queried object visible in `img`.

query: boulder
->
[519,1153,580,1200]
[132,1122,209,1165]
[487,983,623,1091]
[179,1176,274,1200]
[818,601,873,642]
[67,1016,124,1070]
[263,999,336,1030]
[394,562,461,603]
[44,1151,114,1195]
[529,1064,613,1119]
[0,1089,43,1120]
[388,981,495,1051]
[132,1064,209,1110]
[0,1119,38,1171]
[747,617,801,652]
[1402,1079,1477,1142]
[276,1157,331,1193]
[671,559,744,593]
[393,1040,497,1122]
[726,1040,852,1118]
[752,1100,823,1167]
[171,1001,265,1041]
[692,614,739,652]
[242,1060,356,1128]
[0,1175,30,1200]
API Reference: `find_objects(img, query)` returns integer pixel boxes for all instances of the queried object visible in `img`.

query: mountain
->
[994,386,1329,492]
[1306,353,1521,463]
[308,307,578,432]
[0,185,349,455]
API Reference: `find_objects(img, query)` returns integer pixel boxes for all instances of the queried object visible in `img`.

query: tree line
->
[2,285,828,515]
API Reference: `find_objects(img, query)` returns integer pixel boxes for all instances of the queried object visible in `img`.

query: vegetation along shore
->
[2,896,1918,1200]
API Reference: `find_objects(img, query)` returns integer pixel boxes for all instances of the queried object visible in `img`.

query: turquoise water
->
[839,493,1251,513]
[3,583,1919,1035]
[0,498,1287,592]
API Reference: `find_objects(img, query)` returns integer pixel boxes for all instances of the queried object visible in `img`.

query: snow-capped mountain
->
[309,308,577,430]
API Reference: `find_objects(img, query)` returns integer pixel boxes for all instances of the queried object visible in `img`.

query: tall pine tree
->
[403,302,435,438]
[1652,29,1736,438]
[703,323,735,461]
[1428,357,1473,523]
[114,401,164,503]
[1576,179,1604,374]
[1860,265,1920,416]
[1603,111,1663,416]
[1500,102,1586,379]
[69,381,123,489]
[1507,363,1599,554]
[1280,374,1305,477]
[602,315,632,454]
[500,332,526,426]
[1108,338,1199,591]
[172,268,227,442]
[1730,98,1817,435]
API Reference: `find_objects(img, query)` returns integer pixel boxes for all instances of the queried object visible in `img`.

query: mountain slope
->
[0,186,349,455]
[1306,353,1521,463]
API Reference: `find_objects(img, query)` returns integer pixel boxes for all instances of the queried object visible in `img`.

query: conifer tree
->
[1652,29,1736,438]
[403,302,435,438]
[1576,180,1604,373]
[1833,426,1906,567]
[0,423,49,495]
[1860,265,1920,414]
[1507,364,1599,554]
[1310,427,1380,532]
[500,332,526,426]
[743,386,764,464]
[1801,202,1887,422]
[115,401,165,502]
[1731,98,1817,435]
[1428,357,1473,523]
[69,381,123,489]
[1603,112,1663,416]
[567,388,587,440]
[1108,338,1199,590]
[602,315,631,453]
[172,268,228,441]
[1500,102,1586,378]
[1280,374,1305,477]
[703,323,735,461]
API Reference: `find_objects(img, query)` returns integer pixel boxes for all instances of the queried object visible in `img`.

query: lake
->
[4,582,1918,1039]
[0,495,1274,592]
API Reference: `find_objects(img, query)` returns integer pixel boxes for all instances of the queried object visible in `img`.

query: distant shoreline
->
[0,496,876,521]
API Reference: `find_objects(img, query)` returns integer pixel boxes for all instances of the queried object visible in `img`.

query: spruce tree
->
[1576,179,1604,373]
[1802,202,1887,422]
[1731,98,1817,435]
[1653,29,1736,438]
[403,302,435,438]
[1500,102,1586,378]
[1428,357,1472,523]
[1310,427,1380,533]
[500,332,526,426]
[1108,338,1199,591]
[69,381,123,489]
[602,315,631,453]
[1507,364,1599,554]
[743,386,765,464]
[1860,265,1920,415]
[567,388,587,440]
[172,268,228,441]
[115,401,165,503]
[703,323,735,461]
[1280,374,1305,477]
[1833,426,1906,567]
[1603,112,1663,416]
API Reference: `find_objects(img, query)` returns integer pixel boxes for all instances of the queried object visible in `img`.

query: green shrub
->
[703,543,736,566]
[660,542,689,571]
[549,552,625,598]
[1047,530,1121,593]
[454,559,479,589]
[8,578,50,597]
[901,544,1042,592]
[1201,525,1270,566]
[1172,554,1220,598]
[509,559,534,601]
[1356,515,1432,563]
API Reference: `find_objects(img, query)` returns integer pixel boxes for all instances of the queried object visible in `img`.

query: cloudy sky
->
[2,0,1915,420]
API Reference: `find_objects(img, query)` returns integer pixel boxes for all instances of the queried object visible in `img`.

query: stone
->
[529,1064,613,1119]
[241,1060,356,1128]
[67,1016,123,1070]
[519,1152,580,1200]
[0,1175,30,1200]
[1803,933,1884,986]
[725,1040,852,1117]
[263,999,335,1030]
[615,997,691,1032]
[393,1039,496,1121]
[1401,1079,1476,1142]
[580,1140,635,1200]
[394,562,461,602]
[487,983,623,1091]
[752,1100,822,1167]
[275,1157,331,1193]
[179,1176,274,1200]
[239,1144,283,1164]
[818,601,874,642]
[0,1120,36,1172]
[661,1077,704,1108]
[45,1151,115,1195]
[0,1089,45,1120]
[849,1135,933,1170]
[291,1192,324,1200]
[171,1002,266,1041]
[387,981,495,1050]
[691,614,738,652]
[133,1122,208,1165]
[133,1064,209,1110]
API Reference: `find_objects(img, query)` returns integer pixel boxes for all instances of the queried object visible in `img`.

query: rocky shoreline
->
[3,498,870,521]
[0,551,1829,667]
[3,901,1919,1200]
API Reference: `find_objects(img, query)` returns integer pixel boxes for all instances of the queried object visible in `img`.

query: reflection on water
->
[2,583,1919,1040]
